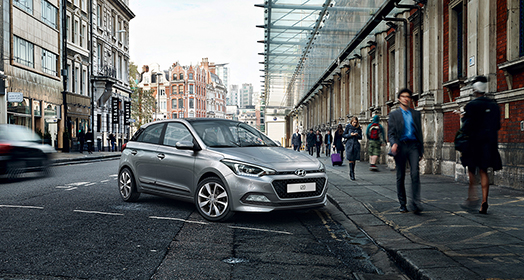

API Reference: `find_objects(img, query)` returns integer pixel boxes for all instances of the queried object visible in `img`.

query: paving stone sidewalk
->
[319,155,524,280]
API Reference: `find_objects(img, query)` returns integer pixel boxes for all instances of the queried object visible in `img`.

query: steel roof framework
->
[256,0,411,110]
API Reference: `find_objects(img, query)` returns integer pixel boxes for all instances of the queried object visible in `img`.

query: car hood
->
[212,146,322,171]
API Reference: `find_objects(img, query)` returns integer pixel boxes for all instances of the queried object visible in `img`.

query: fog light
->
[245,194,271,203]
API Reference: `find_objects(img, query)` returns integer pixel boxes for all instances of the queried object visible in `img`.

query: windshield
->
[190,120,278,148]
[0,125,41,142]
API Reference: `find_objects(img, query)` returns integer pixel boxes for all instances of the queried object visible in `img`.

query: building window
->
[111,15,116,36]
[14,0,33,13]
[520,0,524,57]
[118,55,122,79]
[160,89,165,96]
[80,24,85,47]
[189,73,193,80]
[97,44,102,67]
[74,66,79,93]
[172,99,177,109]
[450,2,465,79]
[14,36,34,68]
[189,98,194,109]
[41,0,57,28]
[179,85,183,94]
[41,48,57,75]
[189,85,194,94]
[73,19,78,44]
[172,112,177,119]
[82,69,87,95]
[172,74,177,80]
[97,5,102,26]
[180,73,183,80]
[178,99,183,109]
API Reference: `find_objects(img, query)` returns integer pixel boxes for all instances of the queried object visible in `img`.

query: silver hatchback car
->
[118,118,328,221]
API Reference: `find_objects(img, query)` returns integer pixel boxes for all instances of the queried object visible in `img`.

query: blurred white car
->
[0,124,56,179]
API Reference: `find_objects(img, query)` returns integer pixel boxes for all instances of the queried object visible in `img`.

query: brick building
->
[137,58,227,121]
[263,0,524,190]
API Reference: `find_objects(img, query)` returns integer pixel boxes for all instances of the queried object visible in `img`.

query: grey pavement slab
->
[314,154,524,280]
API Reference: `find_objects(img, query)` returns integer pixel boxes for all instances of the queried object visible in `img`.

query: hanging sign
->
[124,101,131,125]
[112,97,119,123]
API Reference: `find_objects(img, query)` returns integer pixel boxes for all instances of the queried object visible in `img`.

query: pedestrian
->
[458,75,502,214]
[324,130,332,156]
[291,129,302,152]
[77,129,85,153]
[388,88,424,214]
[315,130,323,157]
[333,124,345,162]
[306,129,315,156]
[109,133,116,152]
[343,117,362,180]
[85,129,94,154]
[366,115,386,171]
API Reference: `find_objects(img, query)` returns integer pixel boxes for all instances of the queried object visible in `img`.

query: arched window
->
[172,73,177,80]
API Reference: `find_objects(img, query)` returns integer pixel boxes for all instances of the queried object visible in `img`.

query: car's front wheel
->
[195,177,234,222]
[119,167,140,202]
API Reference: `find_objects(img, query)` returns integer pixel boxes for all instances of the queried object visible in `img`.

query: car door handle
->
[131,150,137,155]
[157,153,165,160]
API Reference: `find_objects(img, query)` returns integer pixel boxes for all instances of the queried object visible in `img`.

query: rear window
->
[136,123,164,144]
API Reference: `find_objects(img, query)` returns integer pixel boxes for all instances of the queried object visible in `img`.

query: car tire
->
[119,167,140,202]
[195,177,234,222]
[6,161,25,180]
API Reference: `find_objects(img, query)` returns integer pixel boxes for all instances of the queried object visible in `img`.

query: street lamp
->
[155,72,163,120]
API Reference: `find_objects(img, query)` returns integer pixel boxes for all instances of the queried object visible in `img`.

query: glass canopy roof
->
[257,0,416,110]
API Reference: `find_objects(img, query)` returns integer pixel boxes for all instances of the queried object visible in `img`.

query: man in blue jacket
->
[388,88,424,214]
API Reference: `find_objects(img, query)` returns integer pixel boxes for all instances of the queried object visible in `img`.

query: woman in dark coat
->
[333,124,345,161]
[459,76,502,214]
[343,116,362,180]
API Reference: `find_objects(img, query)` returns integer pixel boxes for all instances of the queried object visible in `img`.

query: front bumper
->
[226,172,329,213]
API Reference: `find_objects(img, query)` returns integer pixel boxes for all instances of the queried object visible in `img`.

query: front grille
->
[274,169,324,176]
[272,177,326,199]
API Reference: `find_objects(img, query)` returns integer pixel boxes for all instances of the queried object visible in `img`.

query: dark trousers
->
[293,144,300,151]
[394,141,421,209]
[315,143,321,157]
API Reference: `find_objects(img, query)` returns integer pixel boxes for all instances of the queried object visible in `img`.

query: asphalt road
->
[0,160,407,280]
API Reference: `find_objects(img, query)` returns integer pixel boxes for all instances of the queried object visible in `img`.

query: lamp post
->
[155,72,163,120]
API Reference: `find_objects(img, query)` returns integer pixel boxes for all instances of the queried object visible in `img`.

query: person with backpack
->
[366,115,386,171]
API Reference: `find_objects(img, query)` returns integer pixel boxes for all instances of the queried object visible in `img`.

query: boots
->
[349,162,355,180]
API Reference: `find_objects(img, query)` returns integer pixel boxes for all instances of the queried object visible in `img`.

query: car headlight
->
[319,161,325,172]
[221,159,276,177]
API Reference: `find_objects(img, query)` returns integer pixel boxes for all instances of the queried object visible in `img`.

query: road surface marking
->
[100,179,110,183]
[228,225,293,235]
[0,205,44,209]
[149,216,208,225]
[74,209,124,216]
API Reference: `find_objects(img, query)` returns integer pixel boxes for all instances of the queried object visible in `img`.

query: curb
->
[327,193,433,280]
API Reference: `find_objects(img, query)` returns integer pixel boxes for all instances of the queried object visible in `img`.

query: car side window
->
[163,122,193,147]
[136,123,164,144]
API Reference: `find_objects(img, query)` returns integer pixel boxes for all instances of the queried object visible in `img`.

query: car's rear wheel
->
[195,177,234,222]
[119,167,140,202]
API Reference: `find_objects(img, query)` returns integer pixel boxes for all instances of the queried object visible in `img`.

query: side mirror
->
[176,141,198,150]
